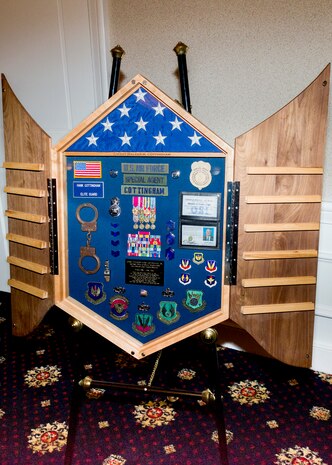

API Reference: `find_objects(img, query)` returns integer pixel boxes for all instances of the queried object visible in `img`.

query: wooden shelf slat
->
[242,276,316,288]
[7,256,49,274]
[6,233,48,249]
[241,302,315,315]
[244,223,320,232]
[245,195,321,204]
[4,186,46,197]
[8,278,48,299]
[2,161,45,171]
[246,166,323,175]
[5,210,47,223]
[243,249,318,260]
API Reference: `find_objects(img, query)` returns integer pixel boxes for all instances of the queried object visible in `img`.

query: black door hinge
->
[47,178,59,275]
[224,181,240,285]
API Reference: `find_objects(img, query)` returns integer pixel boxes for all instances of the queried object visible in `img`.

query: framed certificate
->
[180,192,221,220]
[180,222,219,248]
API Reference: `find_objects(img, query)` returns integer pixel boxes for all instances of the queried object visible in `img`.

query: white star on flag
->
[170,117,183,131]
[118,104,131,118]
[68,86,222,153]
[153,131,167,145]
[119,132,132,146]
[86,133,99,146]
[134,88,147,101]
[152,102,165,116]
[188,131,202,146]
[101,118,114,132]
[135,117,148,131]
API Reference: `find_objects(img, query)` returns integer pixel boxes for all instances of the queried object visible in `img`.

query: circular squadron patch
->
[109,295,129,320]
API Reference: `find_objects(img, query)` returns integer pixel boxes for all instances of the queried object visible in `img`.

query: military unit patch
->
[132,313,155,336]
[179,273,191,285]
[193,252,204,265]
[204,275,217,288]
[109,295,129,320]
[182,290,206,312]
[205,260,217,273]
[157,301,180,325]
[179,258,191,270]
[85,282,107,305]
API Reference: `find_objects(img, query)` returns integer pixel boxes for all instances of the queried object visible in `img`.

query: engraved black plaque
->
[125,259,164,286]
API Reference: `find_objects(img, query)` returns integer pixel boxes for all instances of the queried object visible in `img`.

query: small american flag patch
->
[74,161,102,178]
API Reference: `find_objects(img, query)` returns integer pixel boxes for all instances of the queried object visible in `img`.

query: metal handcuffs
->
[76,203,101,275]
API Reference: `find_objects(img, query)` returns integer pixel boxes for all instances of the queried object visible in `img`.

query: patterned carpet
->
[0,291,331,465]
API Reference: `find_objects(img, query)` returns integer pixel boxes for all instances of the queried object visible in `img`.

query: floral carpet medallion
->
[86,387,106,399]
[228,379,270,405]
[211,429,234,445]
[102,453,127,464]
[275,445,328,465]
[267,419,279,429]
[133,399,177,428]
[309,406,331,421]
[177,367,196,380]
[27,324,55,340]
[315,371,332,385]
[164,444,176,454]
[27,420,68,455]
[24,365,62,387]
[114,352,143,369]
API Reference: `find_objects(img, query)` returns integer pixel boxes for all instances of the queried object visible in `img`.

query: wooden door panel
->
[230,65,330,367]
[2,74,55,336]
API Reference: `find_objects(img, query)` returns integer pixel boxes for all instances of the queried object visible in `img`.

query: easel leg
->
[64,377,83,465]
[64,318,85,465]
[201,328,229,465]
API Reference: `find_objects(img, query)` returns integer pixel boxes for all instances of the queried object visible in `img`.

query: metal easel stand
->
[64,327,229,465]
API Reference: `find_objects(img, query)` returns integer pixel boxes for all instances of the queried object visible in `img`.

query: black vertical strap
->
[108,45,125,98]
[225,181,240,285]
[173,42,192,113]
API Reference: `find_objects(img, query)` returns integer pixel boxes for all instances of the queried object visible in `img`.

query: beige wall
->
[106,0,332,372]
[107,0,332,198]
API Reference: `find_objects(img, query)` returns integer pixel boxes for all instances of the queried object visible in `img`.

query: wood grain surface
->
[229,65,330,367]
